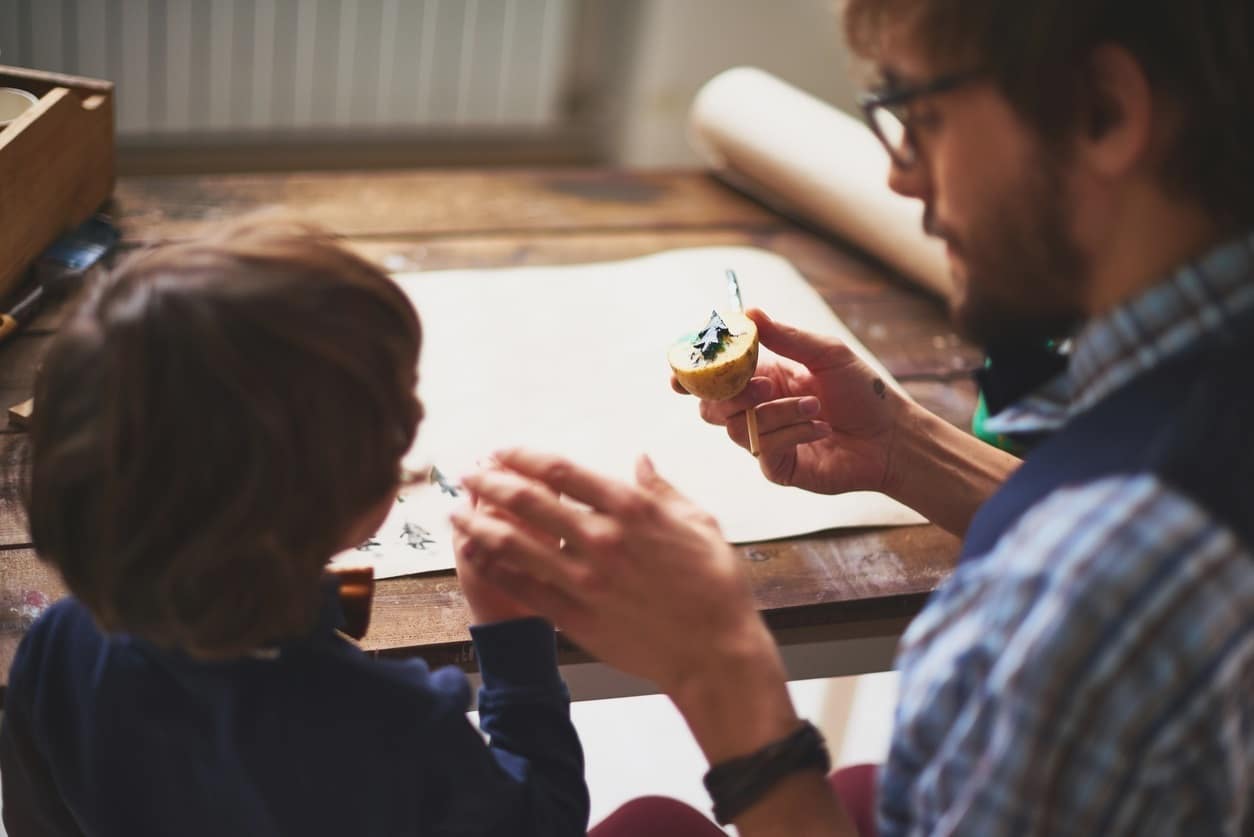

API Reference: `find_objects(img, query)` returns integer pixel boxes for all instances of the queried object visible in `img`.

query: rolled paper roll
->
[689,67,952,301]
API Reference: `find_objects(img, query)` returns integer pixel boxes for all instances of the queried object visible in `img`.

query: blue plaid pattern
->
[880,232,1254,836]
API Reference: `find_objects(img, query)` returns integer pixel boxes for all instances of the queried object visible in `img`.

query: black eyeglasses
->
[858,69,984,168]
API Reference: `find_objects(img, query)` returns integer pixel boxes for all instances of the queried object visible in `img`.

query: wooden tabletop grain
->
[0,168,976,697]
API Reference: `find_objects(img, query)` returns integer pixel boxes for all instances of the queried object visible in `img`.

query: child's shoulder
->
[7,597,102,697]
[17,596,101,657]
[312,639,473,718]
[8,596,474,726]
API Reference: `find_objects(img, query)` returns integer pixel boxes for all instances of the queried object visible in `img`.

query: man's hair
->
[25,218,423,656]
[843,0,1254,227]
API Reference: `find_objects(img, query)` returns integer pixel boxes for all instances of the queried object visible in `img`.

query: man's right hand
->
[674,308,907,496]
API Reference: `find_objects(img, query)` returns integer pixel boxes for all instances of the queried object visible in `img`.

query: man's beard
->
[939,153,1088,350]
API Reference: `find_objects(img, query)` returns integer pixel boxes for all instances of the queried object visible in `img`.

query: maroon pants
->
[588,764,878,837]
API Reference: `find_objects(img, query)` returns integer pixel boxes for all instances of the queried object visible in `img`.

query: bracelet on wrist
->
[702,720,831,826]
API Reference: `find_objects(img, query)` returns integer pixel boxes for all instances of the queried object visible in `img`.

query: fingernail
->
[461,473,482,490]
[814,421,833,435]
[799,397,821,417]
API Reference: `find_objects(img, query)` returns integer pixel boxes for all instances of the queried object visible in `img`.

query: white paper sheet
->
[330,481,463,579]
[331,246,925,579]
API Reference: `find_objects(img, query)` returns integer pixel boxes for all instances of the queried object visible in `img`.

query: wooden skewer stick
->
[725,268,762,458]
[746,405,761,457]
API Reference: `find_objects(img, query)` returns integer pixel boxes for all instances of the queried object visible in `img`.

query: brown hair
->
[843,0,1254,227]
[25,217,422,656]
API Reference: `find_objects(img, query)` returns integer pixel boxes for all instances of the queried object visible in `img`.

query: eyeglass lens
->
[872,106,913,166]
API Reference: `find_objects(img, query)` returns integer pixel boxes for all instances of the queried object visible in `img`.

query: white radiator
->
[0,0,577,139]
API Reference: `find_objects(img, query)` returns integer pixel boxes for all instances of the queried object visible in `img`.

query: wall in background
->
[610,0,859,166]
[0,0,576,137]
[0,0,862,173]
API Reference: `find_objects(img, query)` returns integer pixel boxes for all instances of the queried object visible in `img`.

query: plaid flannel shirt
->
[879,232,1254,836]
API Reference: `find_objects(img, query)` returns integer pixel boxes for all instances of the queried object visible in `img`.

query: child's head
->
[26,217,423,656]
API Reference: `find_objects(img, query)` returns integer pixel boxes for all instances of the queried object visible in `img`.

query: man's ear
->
[1076,45,1154,177]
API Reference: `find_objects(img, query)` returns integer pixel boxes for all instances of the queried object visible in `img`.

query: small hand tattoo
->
[872,378,886,399]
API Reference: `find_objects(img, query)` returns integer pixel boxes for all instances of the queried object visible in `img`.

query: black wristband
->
[702,720,831,826]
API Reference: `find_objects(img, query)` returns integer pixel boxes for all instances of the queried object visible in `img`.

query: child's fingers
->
[461,468,585,548]
[489,448,637,517]
[449,505,582,592]
[457,555,586,627]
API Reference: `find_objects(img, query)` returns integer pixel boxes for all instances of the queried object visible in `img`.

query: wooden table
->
[0,168,978,702]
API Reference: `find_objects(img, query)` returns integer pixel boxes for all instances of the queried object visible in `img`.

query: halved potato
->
[668,310,759,401]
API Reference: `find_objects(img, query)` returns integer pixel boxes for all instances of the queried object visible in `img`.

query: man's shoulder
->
[967,472,1254,621]
[909,473,1254,671]
[994,472,1249,581]
[892,472,1254,834]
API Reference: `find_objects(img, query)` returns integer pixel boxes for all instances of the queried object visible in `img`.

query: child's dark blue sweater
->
[0,587,588,836]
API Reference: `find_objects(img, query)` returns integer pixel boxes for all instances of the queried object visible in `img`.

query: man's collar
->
[986,229,1254,436]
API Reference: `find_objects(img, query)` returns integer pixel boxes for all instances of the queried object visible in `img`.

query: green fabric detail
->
[971,389,1022,454]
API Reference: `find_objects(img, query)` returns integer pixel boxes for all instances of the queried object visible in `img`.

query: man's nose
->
[887,155,931,203]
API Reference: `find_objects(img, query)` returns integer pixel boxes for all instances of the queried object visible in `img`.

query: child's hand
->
[450,450,780,701]
[452,485,542,625]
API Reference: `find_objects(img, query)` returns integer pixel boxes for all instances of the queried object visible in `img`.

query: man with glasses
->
[452,1,1254,834]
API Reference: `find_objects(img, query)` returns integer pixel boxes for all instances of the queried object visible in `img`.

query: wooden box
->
[0,66,114,301]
